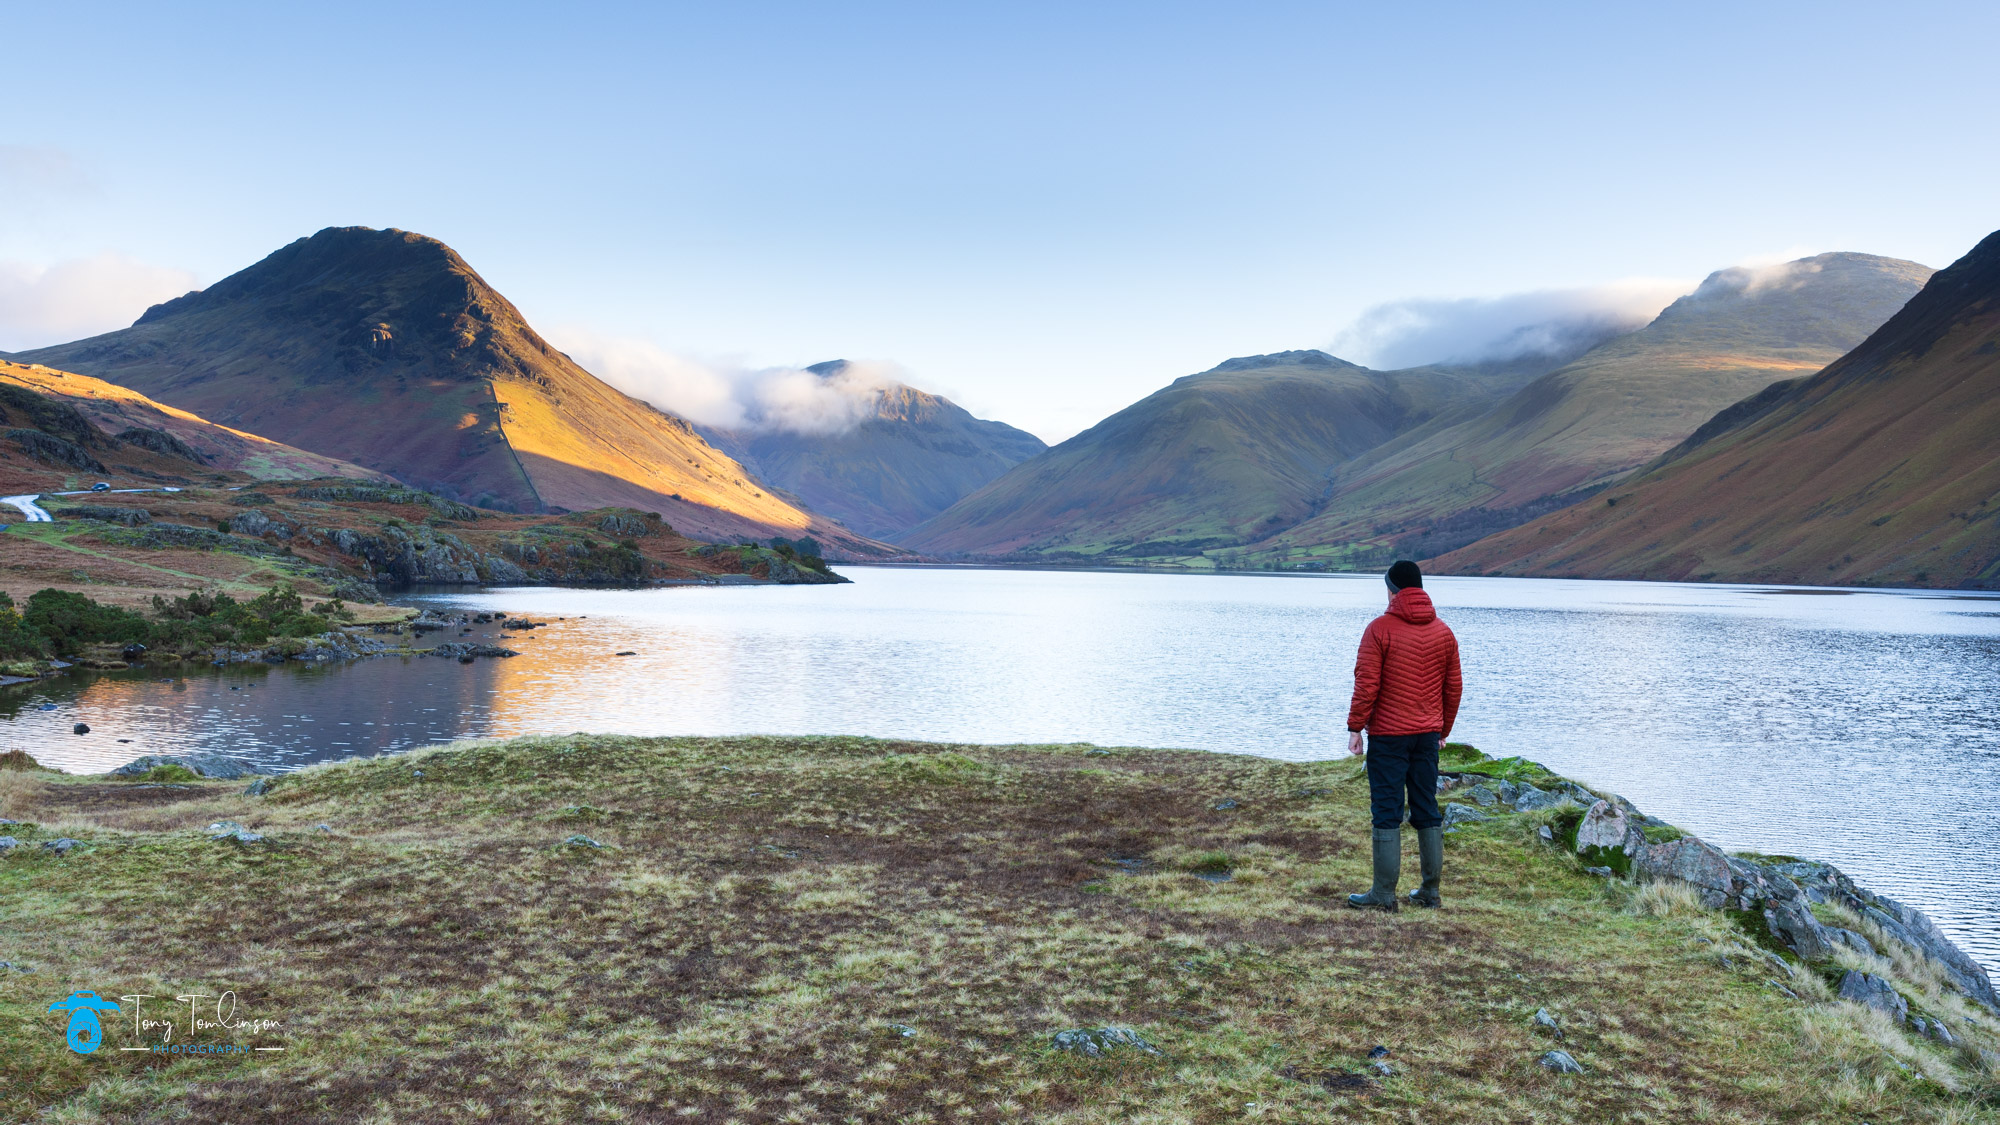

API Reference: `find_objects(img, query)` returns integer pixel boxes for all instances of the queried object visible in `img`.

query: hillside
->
[702,360,1045,541]
[13,227,888,555]
[901,351,1542,559]
[1436,232,2000,589]
[1249,253,1934,566]
[0,360,386,483]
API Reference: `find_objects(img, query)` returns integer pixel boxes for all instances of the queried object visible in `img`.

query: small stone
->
[243,778,272,796]
[1367,1044,1390,1058]
[1929,1020,1957,1046]
[1539,825,1555,843]
[887,1023,918,1039]
[73,723,90,735]
[314,824,333,833]
[41,838,81,855]
[1211,799,1238,811]
[563,834,604,848]
[1464,785,1498,807]
[1539,1050,1584,1074]
[0,836,19,851]
[1370,1060,1396,1077]
[1584,866,1614,878]
[1532,1008,1563,1040]
[412,770,425,779]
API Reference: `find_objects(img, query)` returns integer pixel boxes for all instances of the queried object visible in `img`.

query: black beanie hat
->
[1385,559,1423,591]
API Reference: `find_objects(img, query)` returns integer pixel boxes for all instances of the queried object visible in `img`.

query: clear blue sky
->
[3,1,1995,440]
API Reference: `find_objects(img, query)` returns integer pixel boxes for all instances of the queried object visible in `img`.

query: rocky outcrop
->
[111,753,266,780]
[6,428,104,471]
[116,426,208,463]
[227,509,294,539]
[1440,758,1999,1016]
[51,504,151,526]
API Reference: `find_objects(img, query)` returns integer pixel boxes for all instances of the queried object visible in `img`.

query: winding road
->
[2,494,52,522]
[1,486,182,525]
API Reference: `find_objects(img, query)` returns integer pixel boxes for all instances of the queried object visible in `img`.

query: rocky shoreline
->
[1434,761,1998,1035]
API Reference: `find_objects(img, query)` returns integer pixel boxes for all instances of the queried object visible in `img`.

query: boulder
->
[1442,804,1492,832]
[1462,785,1499,808]
[1514,783,1567,812]
[1574,801,1634,853]
[1829,928,1877,958]
[111,753,266,780]
[1867,896,2000,1013]
[1837,971,1908,1022]
[1635,836,1740,908]
[1762,897,1834,960]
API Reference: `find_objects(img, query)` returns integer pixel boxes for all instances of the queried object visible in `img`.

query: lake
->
[7,565,1999,974]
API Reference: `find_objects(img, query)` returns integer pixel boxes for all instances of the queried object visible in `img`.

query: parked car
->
[90,482,110,492]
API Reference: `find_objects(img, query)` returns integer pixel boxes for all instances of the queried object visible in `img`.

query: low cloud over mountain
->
[551,328,907,435]
[1331,277,1694,370]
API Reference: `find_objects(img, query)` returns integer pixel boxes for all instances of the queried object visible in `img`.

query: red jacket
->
[1347,588,1463,738]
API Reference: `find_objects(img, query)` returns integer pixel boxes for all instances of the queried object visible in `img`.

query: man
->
[1345,559,1463,911]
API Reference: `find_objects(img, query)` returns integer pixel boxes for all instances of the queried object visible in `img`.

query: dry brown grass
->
[0,735,1994,1124]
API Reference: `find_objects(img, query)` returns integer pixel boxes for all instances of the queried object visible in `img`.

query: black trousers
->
[1366,731,1442,830]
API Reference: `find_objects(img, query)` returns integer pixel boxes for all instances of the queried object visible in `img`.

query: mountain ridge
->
[17,226,892,555]
[1243,251,1935,565]
[1434,232,2000,588]
[900,349,1548,558]
[699,360,1044,542]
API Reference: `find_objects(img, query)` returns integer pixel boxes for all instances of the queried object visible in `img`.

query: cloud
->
[0,253,198,351]
[549,327,903,435]
[1691,256,1824,299]
[1330,278,1695,370]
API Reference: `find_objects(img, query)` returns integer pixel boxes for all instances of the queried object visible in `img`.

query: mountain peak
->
[1209,349,1356,373]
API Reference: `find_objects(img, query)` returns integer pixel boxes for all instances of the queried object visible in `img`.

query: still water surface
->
[8,566,1999,972]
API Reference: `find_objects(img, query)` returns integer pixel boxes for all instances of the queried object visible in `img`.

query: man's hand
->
[1347,730,1364,757]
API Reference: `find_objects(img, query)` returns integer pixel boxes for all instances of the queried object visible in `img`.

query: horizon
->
[4,2,1997,442]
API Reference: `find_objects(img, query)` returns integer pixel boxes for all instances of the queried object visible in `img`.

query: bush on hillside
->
[21,589,150,655]
[0,593,51,660]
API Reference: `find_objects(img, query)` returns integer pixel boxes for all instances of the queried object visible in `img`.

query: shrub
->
[22,589,150,656]
[0,592,50,660]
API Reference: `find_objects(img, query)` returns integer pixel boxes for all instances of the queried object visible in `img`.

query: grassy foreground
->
[1,736,1995,1124]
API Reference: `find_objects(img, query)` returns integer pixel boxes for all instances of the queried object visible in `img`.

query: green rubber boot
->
[1409,825,1443,908]
[1347,827,1401,912]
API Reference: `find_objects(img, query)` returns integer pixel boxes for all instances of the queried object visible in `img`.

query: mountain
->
[14,227,887,554]
[1436,231,2000,589]
[1249,252,1935,565]
[901,350,1547,558]
[700,361,1045,542]
[0,359,388,482]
